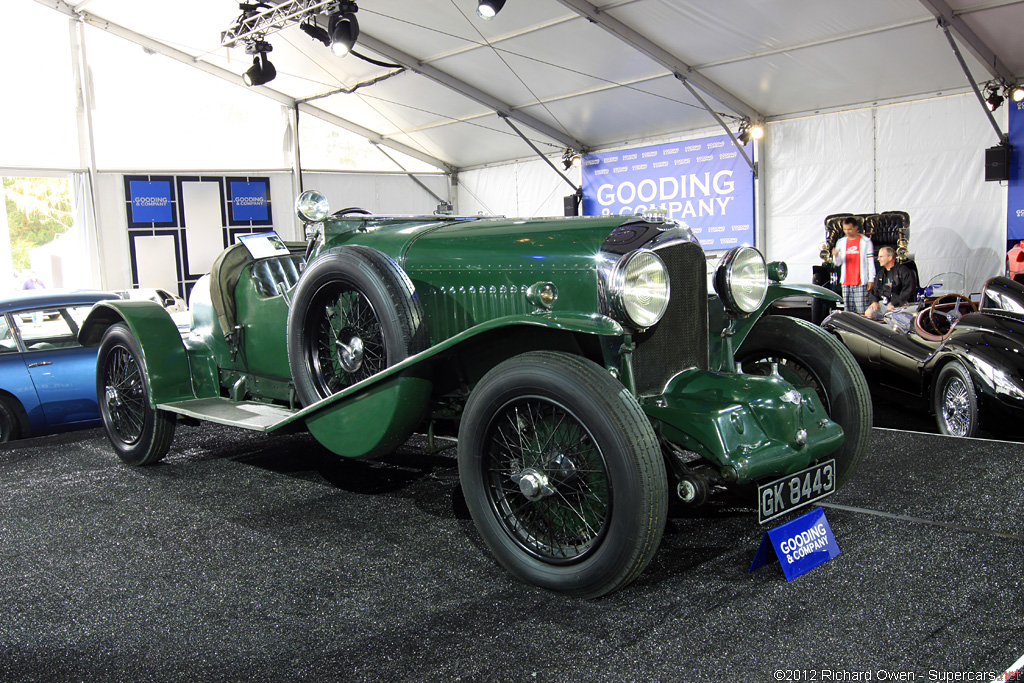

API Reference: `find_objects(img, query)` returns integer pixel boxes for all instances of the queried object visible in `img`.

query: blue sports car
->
[0,290,121,442]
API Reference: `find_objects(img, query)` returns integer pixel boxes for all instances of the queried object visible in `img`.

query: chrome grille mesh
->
[632,241,708,396]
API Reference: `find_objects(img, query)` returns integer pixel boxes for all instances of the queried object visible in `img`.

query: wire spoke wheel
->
[483,397,611,563]
[458,351,666,598]
[103,346,146,444]
[307,283,387,398]
[940,376,972,436]
[96,323,175,466]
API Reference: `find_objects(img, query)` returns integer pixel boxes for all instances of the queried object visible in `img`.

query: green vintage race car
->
[79,191,870,597]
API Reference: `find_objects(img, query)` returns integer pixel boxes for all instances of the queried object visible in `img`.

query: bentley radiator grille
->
[632,241,708,396]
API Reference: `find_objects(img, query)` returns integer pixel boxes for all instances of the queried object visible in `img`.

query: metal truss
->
[220,0,334,48]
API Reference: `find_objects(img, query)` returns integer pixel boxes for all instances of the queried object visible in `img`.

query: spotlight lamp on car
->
[477,0,506,20]
[242,39,276,87]
[328,1,360,57]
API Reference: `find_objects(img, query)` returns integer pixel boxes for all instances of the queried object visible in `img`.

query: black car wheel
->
[737,316,872,489]
[96,323,176,466]
[933,361,979,438]
[0,399,19,443]
[458,351,667,598]
[287,246,428,406]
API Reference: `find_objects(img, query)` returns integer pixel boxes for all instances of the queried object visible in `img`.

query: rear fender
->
[273,313,624,456]
[79,301,199,406]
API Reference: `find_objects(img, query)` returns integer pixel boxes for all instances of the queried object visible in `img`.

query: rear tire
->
[0,400,19,443]
[96,323,176,466]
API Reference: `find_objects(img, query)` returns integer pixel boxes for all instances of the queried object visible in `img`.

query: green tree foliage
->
[2,177,73,271]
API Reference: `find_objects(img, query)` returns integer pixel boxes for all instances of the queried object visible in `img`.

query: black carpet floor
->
[0,422,1021,683]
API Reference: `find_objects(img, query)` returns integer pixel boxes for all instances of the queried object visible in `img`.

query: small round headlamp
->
[295,190,330,223]
[714,246,768,315]
[767,261,788,282]
[610,250,670,329]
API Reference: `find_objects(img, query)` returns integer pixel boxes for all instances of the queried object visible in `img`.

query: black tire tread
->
[459,350,667,598]
[97,323,175,466]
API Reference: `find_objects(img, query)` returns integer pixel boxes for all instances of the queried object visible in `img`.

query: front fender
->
[643,368,844,484]
[730,283,841,352]
[79,300,196,405]
[927,339,1024,412]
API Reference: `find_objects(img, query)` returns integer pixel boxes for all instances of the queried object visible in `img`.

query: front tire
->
[458,351,667,598]
[737,316,872,488]
[933,361,979,437]
[96,323,176,465]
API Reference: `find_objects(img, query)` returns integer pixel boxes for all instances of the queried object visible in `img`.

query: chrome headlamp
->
[609,250,670,329]
[714,246,768,315]
[295,190,330,223]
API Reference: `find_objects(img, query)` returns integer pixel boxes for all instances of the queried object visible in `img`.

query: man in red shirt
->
[832,217,874,314]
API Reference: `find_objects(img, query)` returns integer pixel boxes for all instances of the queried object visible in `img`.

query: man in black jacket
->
[865,246,918,320]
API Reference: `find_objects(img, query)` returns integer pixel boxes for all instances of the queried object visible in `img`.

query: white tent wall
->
[457,158,582,218]
[302,172,449,216]
[766,92,1007,294]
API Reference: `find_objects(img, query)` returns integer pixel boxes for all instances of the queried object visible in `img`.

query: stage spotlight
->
[986,85,1004,111]
[1011,85,1024,103]
[561,148,581,170]
[477,0,506,20]
[300,20,331,47]
[329,3,360,57]
[750,124,764,140]
[737,121,763,145]
[243,53,276,86]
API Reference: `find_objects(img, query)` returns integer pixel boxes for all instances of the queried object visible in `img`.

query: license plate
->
[757,459,836,525]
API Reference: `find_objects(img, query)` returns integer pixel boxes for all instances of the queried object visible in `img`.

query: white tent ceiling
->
[38,0,1024,171]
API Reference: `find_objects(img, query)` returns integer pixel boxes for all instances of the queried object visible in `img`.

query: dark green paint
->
[79,301,195,406]
[643,369,844,484]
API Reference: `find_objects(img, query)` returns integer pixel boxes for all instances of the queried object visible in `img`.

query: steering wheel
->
[332,207,372,217]
[928,293,976,336]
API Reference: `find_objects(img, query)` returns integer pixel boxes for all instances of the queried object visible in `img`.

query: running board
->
[159,397,297,432]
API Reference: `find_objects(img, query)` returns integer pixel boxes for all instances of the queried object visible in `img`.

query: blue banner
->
[581,133,755,250]
[229,180,270,223]
[128,180,174,225]
[1009,102,1024,240]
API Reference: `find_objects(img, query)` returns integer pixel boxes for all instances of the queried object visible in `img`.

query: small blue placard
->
[749,507,840,581]
[229,181,270,222]
[129,180,174,224]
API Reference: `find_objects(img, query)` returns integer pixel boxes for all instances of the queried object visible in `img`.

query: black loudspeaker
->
[985,144,1012,182]
[563,193,580,216]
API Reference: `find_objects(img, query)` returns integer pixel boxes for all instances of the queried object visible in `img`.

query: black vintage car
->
[822,273,1024,437]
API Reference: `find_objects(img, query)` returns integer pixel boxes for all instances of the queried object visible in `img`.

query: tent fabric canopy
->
[35,0,1023,171]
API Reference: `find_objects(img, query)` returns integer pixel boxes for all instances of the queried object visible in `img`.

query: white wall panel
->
[874,96,1006,293]
[764,109,875,283]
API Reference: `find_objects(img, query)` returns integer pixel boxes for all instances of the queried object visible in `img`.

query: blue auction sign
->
[749,507,840,581]
[128,180,174,225]
[1009,102,1024,240]
[581,134,755,250]
[228,179,271,224]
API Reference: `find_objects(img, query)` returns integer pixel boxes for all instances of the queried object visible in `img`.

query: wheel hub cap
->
[336,335,364,373]
[105,385,121,409]
[511,468,555,502]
